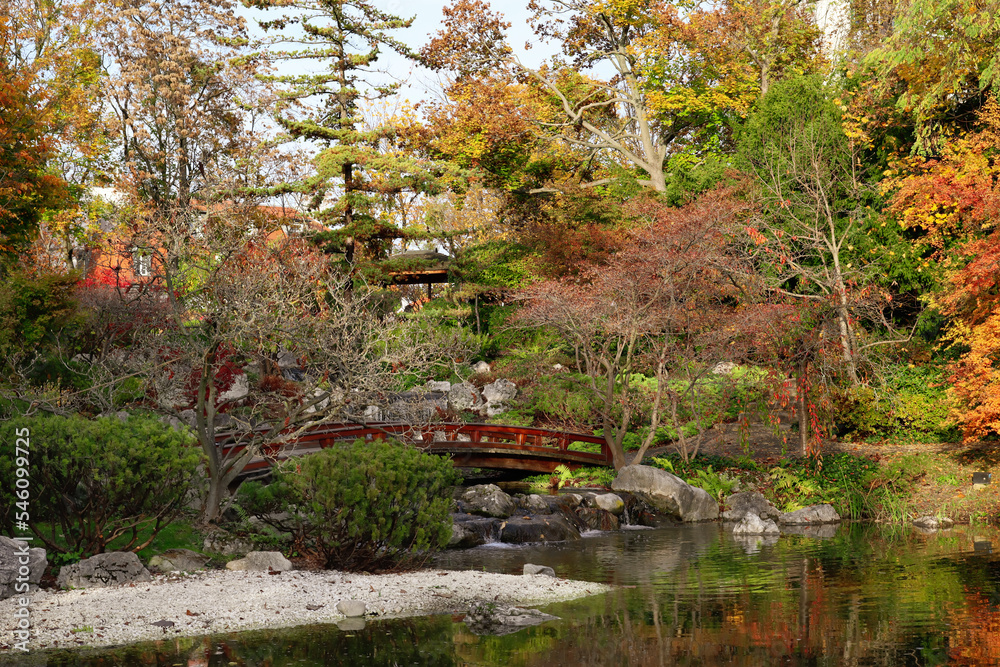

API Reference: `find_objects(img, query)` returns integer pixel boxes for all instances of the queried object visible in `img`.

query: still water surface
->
[29,523,1000,666]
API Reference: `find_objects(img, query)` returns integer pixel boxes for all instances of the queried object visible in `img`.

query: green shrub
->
[0,414,202,556]
[238,439,460,572]
[833,365,960,443]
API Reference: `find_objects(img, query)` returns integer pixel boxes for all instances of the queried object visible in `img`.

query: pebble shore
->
[0,568,609,651]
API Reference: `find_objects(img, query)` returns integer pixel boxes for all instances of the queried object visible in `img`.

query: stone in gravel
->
[523,564,556,577]
[500,515,581,544]
[0,536,46,600]
[732,511,780,535]
[337,600,367,617]
[148,549,210,573]
[612,465,719,522]
[722,491,781,522]
[592,493,625,515]
[57,552,152,589]
[462,484,516,518]
[225,551,292,572]
[779,504,841,525]
[913,516,954,530]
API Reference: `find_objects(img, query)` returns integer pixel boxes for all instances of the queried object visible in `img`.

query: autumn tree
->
[98,0,273,212]
[518,189,759,467]
[64,205,472,523]
[882,97,1000,440]
[737,74,892,385]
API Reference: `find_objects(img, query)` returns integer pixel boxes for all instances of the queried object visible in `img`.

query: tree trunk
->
[797,360,809,457]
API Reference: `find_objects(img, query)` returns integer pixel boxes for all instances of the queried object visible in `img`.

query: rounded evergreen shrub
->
[239,439,460,572]
[0,414,202,555]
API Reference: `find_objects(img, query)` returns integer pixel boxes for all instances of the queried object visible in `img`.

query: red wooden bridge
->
[215,422,613,477]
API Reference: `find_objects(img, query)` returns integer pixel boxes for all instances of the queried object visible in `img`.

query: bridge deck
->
[214,422,612,475]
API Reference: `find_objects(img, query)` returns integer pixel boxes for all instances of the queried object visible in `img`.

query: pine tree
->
[250,0,465,267]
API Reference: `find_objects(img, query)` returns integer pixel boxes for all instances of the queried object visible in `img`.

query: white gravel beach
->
[0,568,609,652]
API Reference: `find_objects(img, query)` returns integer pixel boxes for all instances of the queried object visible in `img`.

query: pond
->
[17,523,1000,666]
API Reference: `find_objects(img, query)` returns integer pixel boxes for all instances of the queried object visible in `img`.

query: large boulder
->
[723,491,781,522]
[0,537,46,600]
[732,511,780,535]
[611,465,719,522]
[448,383,483,411]
[500,515,582,544]
[482,379,518,404]
[779,504,841,525]
[462,484,516,518]
[57,552,152,589]
[148,548,210,573]
[225,551,293,572]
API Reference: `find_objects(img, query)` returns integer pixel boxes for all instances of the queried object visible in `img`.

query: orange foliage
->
[884,98,1000,440]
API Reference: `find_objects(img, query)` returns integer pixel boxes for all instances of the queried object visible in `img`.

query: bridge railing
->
[214,421,612,474]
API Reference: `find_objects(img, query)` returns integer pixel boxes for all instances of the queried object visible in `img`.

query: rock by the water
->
[556,493,584,510]
[723,491,780,522]
[523,563,556,577]
[337,600,367,617]
[148,548,210,573]
[779,504,841,525]
[464,601,558,636]
[482,379,517,404]
[592,493,626,515]
[462,484,516,518]
[577,507,620,531]
[732,511,780,535]
[449,515,502,547]
[0,536,46,600]
[780,523,839,538]
[913,515,954,530]
[500,515,581,544]
[733,534,780,554]
[448,383,482,411]
[611,465,719,522]
[57,552,152,589]
[516,494,552,514]
[225,551,293,572]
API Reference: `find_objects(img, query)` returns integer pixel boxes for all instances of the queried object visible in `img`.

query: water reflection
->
[13,523,1000,666]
